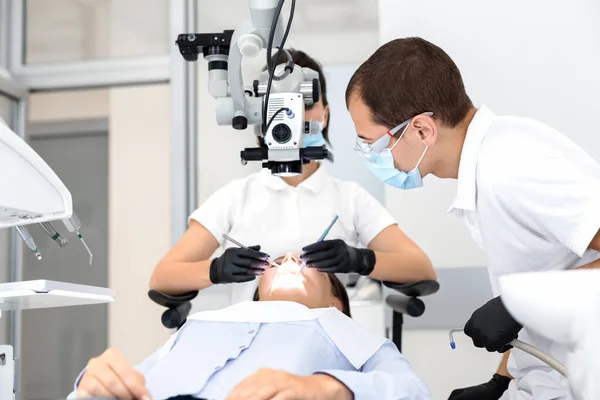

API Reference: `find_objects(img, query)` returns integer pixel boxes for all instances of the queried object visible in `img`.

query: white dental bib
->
[158,300,387,369]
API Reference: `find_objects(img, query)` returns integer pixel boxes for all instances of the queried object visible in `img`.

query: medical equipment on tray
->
[500,270,600,400]
[175,0,333,176]
[39,221,68,247]
[222,233,281,268]
[1,115,109,400]
[0,118,93,264]
[448,328,566,376]
[298,214,339,274]
[14,225,42,260]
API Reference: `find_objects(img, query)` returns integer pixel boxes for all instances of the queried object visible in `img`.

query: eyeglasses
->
[354,112,433,159]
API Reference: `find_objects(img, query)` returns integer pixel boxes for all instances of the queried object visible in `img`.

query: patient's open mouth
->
[270,261,305,291]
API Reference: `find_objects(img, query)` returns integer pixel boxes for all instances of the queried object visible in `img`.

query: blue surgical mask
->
[364,146,427,189]
[362,119,429,190]
[304,120,326,147]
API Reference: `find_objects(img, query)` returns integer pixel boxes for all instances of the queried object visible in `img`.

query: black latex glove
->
[448,374,511,400]
[464,296,523,353]
[300,239,376,275]
[209,245,269,284]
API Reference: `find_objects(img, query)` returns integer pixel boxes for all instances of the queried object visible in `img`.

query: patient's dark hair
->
[253,273,351,318]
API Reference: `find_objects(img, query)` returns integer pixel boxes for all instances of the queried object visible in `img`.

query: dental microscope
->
[175,0,333,176]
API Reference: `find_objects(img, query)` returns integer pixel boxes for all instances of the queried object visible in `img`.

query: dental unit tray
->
[0,280,115,311]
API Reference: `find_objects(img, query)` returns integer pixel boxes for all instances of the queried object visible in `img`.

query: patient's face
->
[258,253,342,312]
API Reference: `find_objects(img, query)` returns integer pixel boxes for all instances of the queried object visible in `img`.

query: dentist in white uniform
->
[347,37,600,400]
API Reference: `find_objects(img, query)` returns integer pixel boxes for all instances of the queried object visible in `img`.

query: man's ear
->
[412,114,438,147]
[323,105,330,130]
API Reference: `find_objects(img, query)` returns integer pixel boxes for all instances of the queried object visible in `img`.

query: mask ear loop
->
[390,121,411,151]
[414,146,429,169]
[414,113,434,168]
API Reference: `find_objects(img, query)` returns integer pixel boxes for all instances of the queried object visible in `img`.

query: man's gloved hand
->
[464,296,523,353]
[300,239,375,275]
[448,374,511,400]
[209,245,270,284]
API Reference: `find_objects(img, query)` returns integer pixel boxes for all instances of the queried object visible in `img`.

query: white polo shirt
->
[449,106,600,400]
[190,165,396,304]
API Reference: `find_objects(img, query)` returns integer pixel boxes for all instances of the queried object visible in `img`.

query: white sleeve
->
[497,154,600,257]
[351,183,396,247]
[188,178,245,245]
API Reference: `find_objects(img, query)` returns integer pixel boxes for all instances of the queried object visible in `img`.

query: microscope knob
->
[232,116,248,130]
[238,34,264,58]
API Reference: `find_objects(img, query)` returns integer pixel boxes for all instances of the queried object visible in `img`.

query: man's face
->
[258,253,342,311]
[348,93,425,173]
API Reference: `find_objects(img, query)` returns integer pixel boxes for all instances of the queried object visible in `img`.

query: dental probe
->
[298,215,339,273]
[222,234,280,268]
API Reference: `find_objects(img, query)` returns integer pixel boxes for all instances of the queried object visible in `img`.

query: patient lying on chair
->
[71,253,430,400]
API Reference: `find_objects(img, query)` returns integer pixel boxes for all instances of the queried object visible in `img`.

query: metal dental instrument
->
[77,233,93,265]
[299,215,339,274]
[222,234,280,268]
[15,225,42,260]
[39,221,68,247]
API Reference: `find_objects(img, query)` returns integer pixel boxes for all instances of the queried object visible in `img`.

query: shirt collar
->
[449,105,496,213]
[258,163,330,194]
[185,300,386,369]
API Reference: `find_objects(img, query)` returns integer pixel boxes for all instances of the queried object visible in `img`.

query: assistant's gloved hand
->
[300,239,375,275]
[209,245,269,284]
[448,374,511,400]
[464,296,523,353]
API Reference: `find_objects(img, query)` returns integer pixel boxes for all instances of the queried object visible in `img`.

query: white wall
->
[108,85,172,363]
[325,65,386,204]
[380,0,600,398]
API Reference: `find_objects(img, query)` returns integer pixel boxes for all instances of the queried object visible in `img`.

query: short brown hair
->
[253,273,351,318]
[346,37,472,129]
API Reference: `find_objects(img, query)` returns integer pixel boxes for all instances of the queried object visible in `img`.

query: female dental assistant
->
[347,37,600,400]
[150,49,435,305]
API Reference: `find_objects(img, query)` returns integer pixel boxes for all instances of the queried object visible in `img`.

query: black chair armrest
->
[382,280,439,317]
[148,290,199,329]
[385,294,425,317]
[382,279,440,297]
